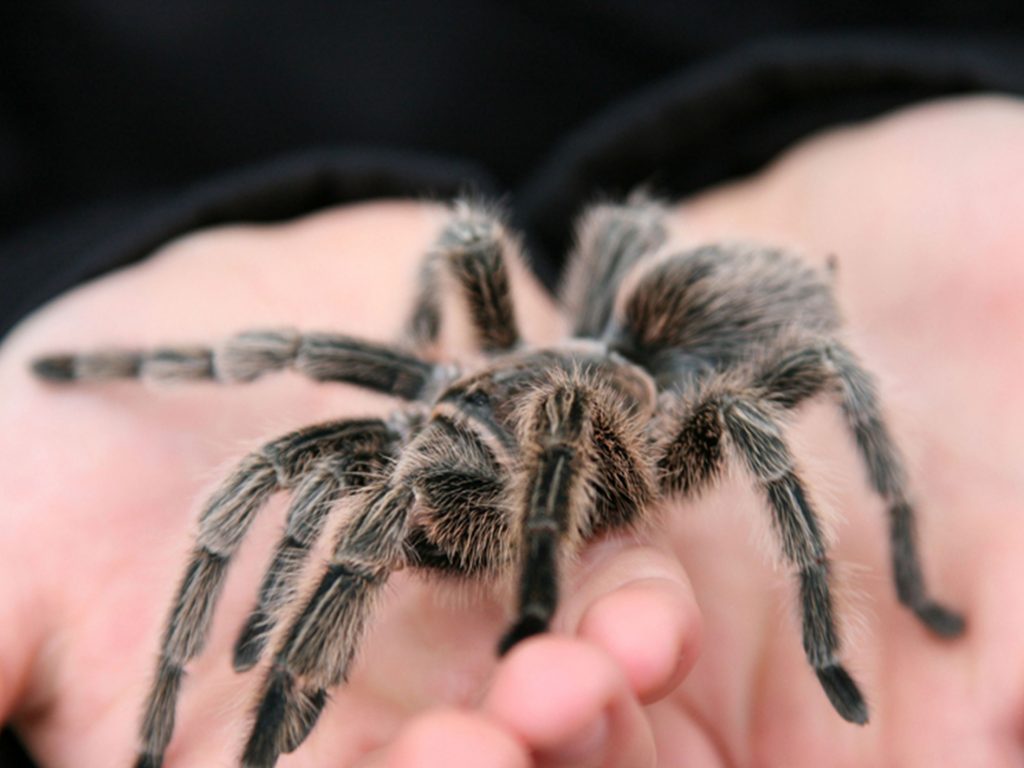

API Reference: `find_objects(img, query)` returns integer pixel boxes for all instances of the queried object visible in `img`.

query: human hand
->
[652,94,1024,766]
[0,201,699,767]
[1,95,1022,767]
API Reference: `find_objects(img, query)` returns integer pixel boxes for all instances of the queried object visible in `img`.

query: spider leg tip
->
[241,735,281,768]
[31,354,76,382]
[496,615,548,657]
[232,620,267,672]
[816,664,869,725]
[916,602,966,638]
[242,670,291,767]
[134,754,163,768]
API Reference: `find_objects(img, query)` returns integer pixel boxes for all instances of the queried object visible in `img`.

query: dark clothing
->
[3,4,1024,339]
[2,2,1022,762]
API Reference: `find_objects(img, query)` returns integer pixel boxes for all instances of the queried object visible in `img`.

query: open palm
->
[1,96,1022,768]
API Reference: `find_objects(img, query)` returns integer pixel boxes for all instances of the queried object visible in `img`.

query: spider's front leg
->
[232,434,403,672]
[658,375,868,724]
[241,406,525,765]
[134,418,400,768]
[33,328,437,400]
[241,475,413,768]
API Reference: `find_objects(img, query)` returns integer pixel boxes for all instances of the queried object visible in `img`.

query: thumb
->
[560,538,704,704]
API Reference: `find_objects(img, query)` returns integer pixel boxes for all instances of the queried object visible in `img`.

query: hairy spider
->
[32,195,965,767]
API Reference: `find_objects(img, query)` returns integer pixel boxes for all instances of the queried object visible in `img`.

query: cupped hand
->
[0,201,698,768]
[1,95,1022,767]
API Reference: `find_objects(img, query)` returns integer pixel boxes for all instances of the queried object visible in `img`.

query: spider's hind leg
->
[750,338,964,637]
[658,378,868,724]
[407,200,523,352]
[561,193,669,339]
[824,343,965,637]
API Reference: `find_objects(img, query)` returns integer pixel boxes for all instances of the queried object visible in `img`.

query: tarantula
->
[32,195,964,767]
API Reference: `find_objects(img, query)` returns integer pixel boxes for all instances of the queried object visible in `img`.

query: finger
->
[538,688,654,768]
[365,709,529,768]
[597,686,656,768]
[564,541,703,703]
[484,637,655,768]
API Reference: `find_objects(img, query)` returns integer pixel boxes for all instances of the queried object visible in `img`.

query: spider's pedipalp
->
[498,382,590,653]
[498,370,655,655]
[135,418,398,768]
[407,199,522,353]
[242,480,413,766]
[561,193,668,339]
[658,378,868,724]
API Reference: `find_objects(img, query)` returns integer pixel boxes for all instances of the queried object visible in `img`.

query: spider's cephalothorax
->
[32,196,965,767]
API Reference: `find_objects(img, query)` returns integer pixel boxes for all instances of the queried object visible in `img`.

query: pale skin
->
[0,95,1022,767]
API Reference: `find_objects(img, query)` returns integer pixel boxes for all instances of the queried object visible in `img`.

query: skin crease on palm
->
[0,94,1022,768]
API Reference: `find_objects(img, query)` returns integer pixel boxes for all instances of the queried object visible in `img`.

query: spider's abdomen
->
[609,245,839,381]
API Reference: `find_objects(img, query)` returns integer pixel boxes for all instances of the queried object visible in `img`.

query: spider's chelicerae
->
[32,195,965,767]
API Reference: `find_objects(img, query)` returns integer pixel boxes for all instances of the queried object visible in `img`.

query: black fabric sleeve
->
[3,36,1022,338]
[0,150,494,337]
[516,34,1024,289]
